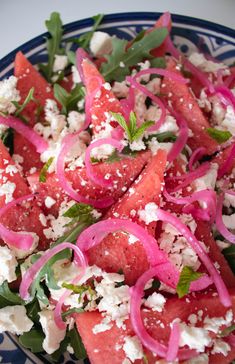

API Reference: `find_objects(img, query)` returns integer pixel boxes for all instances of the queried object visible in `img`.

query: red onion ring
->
[85,138,123,187]
[130,267,197,360]
[0,194,36,250]
[0,116,48,153]
[19,242,87,301]
[56,132,114,208]
[166,322,180,361]
[218,143,235,179]
[156,208,232,307]
[188,147,207,171]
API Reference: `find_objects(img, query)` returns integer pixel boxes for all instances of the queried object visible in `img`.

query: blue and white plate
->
[0,11,235,364]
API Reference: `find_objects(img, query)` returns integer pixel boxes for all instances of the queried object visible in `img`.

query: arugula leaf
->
[176,266,204,298]
[1,128,14,155]
[101,27,168,82]
[67,50,76,65]
[13,87,35,117]
[19,329,45,353]
[0,281,24,308]
[39,157,54,183]
[39,12,64,82]
[61,307,84,318]
[207,127,232,143]
[112,111,154,143]
[53,83,85,114]
[150,57,166,69]
[220,324,235,337]
[223,245,235,274]
[66,14,104,50]
[144,131,177,143]
[68,327,87,360]
[25,299,41,323]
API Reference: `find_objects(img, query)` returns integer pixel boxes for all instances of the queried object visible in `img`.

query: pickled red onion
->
[216,192,235,244]
[76,218,212,291]
[156,208,232,307]
[76,48,90,84]
[167,112,189,163]
[85,138,123,187]
[0,194,36,250]
[166,322,180,361]
[0,116,48,153]
[19,242,87,301]
[133,68,189,84]
[130,267,196,360]
[188,147,206,171]
[56,133,114,208]
[126,76,166,131]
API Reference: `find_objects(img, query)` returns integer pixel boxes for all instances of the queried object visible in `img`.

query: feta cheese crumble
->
[0,306,33,335]
[0,246,17,284]
[0,76,21,114]
[39,310,66,354]
[138,202,158,224]
[123,336,144,362]
[90,31,113,57]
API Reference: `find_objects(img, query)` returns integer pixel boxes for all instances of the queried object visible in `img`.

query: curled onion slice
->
[0,116,48,153]
[76,48,91,85]
[166,322,180,361]
[0,194,36,249]
[164,189,216,222]
[216,191,235,244]
[130,267,196,360]
[133,68,189,84]
[76,218,212,291]
[214,85,235,109]
[166,162,210,192]
[19,242,87,301]
[56,133,114,208]
[188,147,206,171]
[156,208,232,307]
[85,138,123,187]
[167,111,189,163]
[126,76,166,131]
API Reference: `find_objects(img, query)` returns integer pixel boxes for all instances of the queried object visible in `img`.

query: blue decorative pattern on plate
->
[0,11,234,364]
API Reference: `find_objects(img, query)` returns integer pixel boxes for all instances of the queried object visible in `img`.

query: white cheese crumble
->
[39,310,66,354]
[211,339,231,356]
[0,76,21,114]
[144,292,166,312]
[0,306,33,335]
[45,196,56,209]
[0,246,17,284]
[138,202,158,225]
[90,31,113,57]
[0,181,16,203]
[203,309,233,334]
[92,317,113,334]
[179,323,212,352]
[187,353,209,364]
[53,55,68,73]
[193,163,218,193]
[123,336,144,362]
[188,52,228,74]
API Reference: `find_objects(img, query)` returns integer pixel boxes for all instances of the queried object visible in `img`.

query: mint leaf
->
[101,27,168,82]
[207,128,232,143]
[39,12,64,82]
[39,157,54,182]
[19,329,45,353]
[176,266,204,298]
[63,202,93,218]
[68,327,87,360]
[144,131,177,143]
[112,111,154,143]
[62,282,92,295]
[54,83,85,114]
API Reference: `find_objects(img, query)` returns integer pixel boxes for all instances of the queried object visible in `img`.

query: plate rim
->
[0,11,235,72]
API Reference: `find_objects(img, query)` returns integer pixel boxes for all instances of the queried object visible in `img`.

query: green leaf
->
[63,202,93,218]
[67,14,104,50]
[13,87,35,117]
[39,12,64,82]
[101,27,168,82]
[50,334,70,362]
[62,282,92,296]
[150,57,166,69]
[66,50,76,65]
[39,157,54,183]
[68,327,87,360]
[223,245,235,274]
[54,83,85,114]
[25,299,41,323]
[1,128,14,155]
[176,266,204,298]
[207,128,232,143]
[220,324,235,337]
[112,112,154,143]
[61,307,84,318]
[132,120,155,141]
[144,131,177,143]
[0,281,24,308]
[19,329,44,353]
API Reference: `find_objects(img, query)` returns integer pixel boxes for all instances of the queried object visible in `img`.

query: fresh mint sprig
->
[207,127,232,143]
[39,157,54,183]
[112,111,154,143]
[176,266,204,298]
[53,83,85,114]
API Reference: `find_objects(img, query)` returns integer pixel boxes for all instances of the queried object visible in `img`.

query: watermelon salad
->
[1,11,235,364]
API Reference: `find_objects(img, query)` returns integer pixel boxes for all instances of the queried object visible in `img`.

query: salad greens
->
[176,266,204,298]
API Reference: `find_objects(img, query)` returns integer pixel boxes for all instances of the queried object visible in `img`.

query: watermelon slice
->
[81,58,123,134]
[87,150,167,285]
[0,139,48,249]
[161,58,218,154]
[76,289,235,364]
[150,12,172,57]
[13,51,54,173]
[212,143,235,177]
[27,151,151,216]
